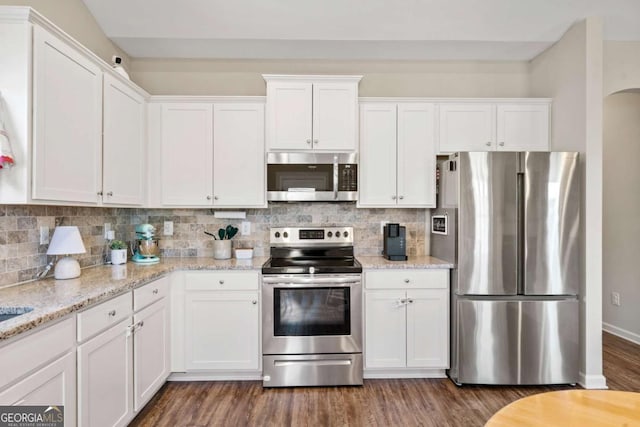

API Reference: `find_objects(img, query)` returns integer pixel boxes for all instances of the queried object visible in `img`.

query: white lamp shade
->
[47,226,86,255]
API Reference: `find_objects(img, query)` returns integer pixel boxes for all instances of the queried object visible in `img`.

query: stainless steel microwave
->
[267,152,358,202]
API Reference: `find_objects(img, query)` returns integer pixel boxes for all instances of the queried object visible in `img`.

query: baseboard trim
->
[603,322,640,345]
[364,368,447,379]
[168,371,262,381]
[579,372,608,389]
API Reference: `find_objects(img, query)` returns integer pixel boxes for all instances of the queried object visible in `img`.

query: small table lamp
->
[47,226,87,279]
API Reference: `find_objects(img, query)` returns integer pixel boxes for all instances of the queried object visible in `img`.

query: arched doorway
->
[602,89,640,344]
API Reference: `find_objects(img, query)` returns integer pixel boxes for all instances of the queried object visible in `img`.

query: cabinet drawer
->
[77,292,132,342]
[185,271,259,291]
[365,270,448,289]
[0,317,75,389]
[134,276,169,311]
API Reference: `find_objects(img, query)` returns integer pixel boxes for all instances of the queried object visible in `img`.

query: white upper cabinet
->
[265,75,361,151]
[496,103,550,151]
[160,103,214,206]
[213,103,266,207]
[438,101,550,153]
[151,98,266,208]
[103,74,146,205]
[359,101,436,208]
[32,26,103,203]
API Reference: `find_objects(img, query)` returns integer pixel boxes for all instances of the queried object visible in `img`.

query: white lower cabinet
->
[177,271,261,376]
[0,318,76,426]
[78,318,133,427]
[77,277,169,426]
[364,270,449,376]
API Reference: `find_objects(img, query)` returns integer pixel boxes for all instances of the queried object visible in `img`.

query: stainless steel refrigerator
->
[431,152,580,385]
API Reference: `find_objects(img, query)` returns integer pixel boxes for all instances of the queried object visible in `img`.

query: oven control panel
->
[270,227,354,245]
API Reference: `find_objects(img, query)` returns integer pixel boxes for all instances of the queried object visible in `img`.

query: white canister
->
[111,249,127,265]
[213,240,232,260]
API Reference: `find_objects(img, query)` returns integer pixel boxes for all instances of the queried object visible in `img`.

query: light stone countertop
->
[0,257,267,342]
[357,255,454,269]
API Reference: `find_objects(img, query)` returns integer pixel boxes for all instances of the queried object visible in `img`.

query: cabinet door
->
[497,103,550,151]
[32,26,102,203]
[78,318,133,427]
[364,290,406,368]
[438,103,495,152]
[185,291,260,370]
[312,82,357,151]
[266,82,312,150]
[397,103,436,207]
[406,289,449,368]
[358,103,397,207]
[213,103,265,207]
[133,298,169,412]
[102,74,146,205]
[161,103,213,205]
[0,352,76,426]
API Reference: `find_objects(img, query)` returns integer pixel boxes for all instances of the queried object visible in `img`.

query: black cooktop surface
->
[261,257,362,275]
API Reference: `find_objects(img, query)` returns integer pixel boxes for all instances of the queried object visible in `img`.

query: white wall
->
[604,41,640,96]
[602,92,640,344]
[0,0,128,64]
[529,18,606,389]
[129,59,530,96]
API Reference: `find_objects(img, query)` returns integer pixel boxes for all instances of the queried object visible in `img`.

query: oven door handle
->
[262,276,361,285]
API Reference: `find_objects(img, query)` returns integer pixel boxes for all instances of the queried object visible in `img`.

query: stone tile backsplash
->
[0,203,427,287]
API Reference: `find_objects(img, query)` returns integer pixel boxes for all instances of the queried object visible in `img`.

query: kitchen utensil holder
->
[213,240,232,260]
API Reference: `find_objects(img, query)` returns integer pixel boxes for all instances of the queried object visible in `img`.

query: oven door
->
[262,274,362,355]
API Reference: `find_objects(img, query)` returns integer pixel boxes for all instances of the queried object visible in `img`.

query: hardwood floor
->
[130,332,639,427]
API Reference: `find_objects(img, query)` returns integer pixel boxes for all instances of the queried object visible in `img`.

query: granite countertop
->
[358,255,454,269]
[0,257,267,342]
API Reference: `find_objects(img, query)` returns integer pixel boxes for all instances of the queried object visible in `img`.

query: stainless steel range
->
[261,227,363,387]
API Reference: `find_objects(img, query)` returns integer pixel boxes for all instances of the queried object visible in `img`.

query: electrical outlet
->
[39,226,49,244]
[380,221,389,233]
[611,292,621,307]
[104,223,111,239]
[164,221,174,236]
[106,230,115,240]
[241,221,251,236]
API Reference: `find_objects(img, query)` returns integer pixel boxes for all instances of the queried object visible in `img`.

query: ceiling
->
[81,0,640,61]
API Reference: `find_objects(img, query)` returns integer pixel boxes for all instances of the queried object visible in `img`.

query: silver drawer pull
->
[252,300,257,305]
[404,279,410,283]
[408,298,414,304]
[152,289,159,294]
[108,310,116,317]
[219,280,224,285]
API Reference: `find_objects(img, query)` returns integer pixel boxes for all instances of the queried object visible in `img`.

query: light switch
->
[241,221,251,236]
[39,226,49,244]
[164,221,174,236]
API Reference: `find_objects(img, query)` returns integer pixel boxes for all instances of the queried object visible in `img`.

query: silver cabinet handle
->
[404,279,410,283]
[486,141,492,146]
[408,298,414,304]
[214,196,219,200]
[252,300,257,305]
[97,191,103,196]
[106,191,113,196]
[108,310,116,317]
[206,195,212,200]
[152,289,159,295]
[499,142,505,146]
[306,139,312,144]
[314,139,318,145]
[392,195,397,200]
[219,280,224,285]
[399,196,404,200]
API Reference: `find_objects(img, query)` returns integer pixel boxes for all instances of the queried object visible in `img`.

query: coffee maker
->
[383,223,407,261]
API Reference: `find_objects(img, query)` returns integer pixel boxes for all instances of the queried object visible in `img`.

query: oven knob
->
[283,231,289,238]
[335,231,341,238]
[309,267,315,274]
[275,232,280,238]
[343,231,349,238]
[327,231,333,238]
